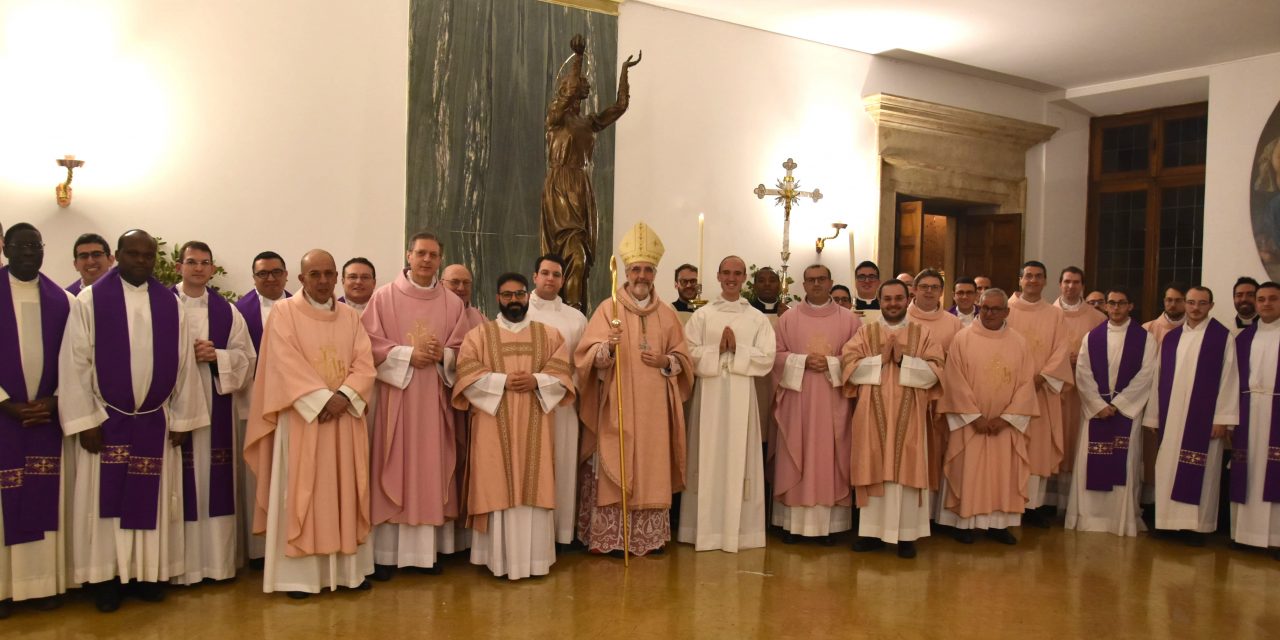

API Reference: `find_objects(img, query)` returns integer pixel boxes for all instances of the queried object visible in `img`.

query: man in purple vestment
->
[364,233,470,579]
[771,265,861,543]
[0,223,74,616]
[66,233,114,295]
[59,229,207,611]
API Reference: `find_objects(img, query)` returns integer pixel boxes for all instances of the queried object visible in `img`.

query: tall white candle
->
[698,212,705,282]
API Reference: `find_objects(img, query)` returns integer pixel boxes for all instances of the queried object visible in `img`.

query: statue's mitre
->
[619,221,665,266]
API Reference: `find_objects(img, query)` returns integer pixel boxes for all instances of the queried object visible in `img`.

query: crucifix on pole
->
[753,157,822,297]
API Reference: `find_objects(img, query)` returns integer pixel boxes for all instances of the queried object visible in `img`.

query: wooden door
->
[957,214,1023,293]
[896,201,924,277]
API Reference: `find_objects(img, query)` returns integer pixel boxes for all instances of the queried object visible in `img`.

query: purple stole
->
[173,287,236,522]
[235,289,291,353]
[0,270,70,545]
[1157,319,1229,505]
[1084,321,1147,491]
[1231,324,1280,504]
[93,270,180,530]
[66,279,83,295]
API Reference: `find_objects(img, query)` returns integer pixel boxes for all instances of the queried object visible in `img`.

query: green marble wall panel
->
[407,0,617,318]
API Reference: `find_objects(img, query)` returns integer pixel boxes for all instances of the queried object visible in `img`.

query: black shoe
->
[820,535,835,547]
[34,595,63,611]
[1022,510,1051,529]
[133,581,165,603]
[0,599,11,620]
[286,591,310,600]
[1272,548,1280,561]
[371,564,394,581]
[781,532,799,545]
[1184,531,1207,547]
[952,529,975,545]
[416,565,444,575]
[851,536,886,552]
[648,546,666,556]
[986,528,1018,545]
[95,579,123,613]
[353,580,372,591]
[248,557,265,571]
[556,540,586,554]
[607,549,626,559]
[897,541,917,559]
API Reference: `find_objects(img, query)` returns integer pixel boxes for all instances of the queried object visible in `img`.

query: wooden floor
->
[6,526,1277,639]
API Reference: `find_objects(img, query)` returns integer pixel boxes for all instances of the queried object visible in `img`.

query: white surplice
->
[59,280,208,585]
[848,318,940,544]
[1232,318,1280,548]
[526,294,587,544]
[235,290,283,562]
[1065,320,1156,536]
[172,289,255,584]
[0,275,75,601]
[1142,320,1239,533]
[678,296,776,552]
[459,314,566,579]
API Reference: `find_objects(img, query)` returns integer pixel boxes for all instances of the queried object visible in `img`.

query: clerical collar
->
[1107,318,1131,330]
[407,276,436,291]
[1238,314,1258,328]
[9,273,37,288]
[1058,298,1083,311]
[498,314,531,333]
[856,296,875,306]
[303,291,335,310]
[880,316,907,329]
[758,299,778,310]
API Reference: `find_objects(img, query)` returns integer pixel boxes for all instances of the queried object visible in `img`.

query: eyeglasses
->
[344,274,375,282]
[915,284,942,292]
[978,306,1008,314]
[498,290,529,301]
[854,274,879,282]
[76,250,107,260]
[442,278,472,287]
[677,278,699,287]
[1104,300,1131,307]
[7,242,43,252]
[182,259,212,267]
[254,269,286,280]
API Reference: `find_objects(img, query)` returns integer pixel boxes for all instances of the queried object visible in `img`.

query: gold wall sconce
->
[56,155,84,208]
[815,222,847,254]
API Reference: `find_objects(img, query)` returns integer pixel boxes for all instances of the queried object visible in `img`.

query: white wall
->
[1202,52,1280,323]
[614,1,1086,298]
[0,0,409,295]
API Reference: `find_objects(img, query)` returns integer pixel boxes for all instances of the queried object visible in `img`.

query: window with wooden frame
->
[1085,102,1207,321]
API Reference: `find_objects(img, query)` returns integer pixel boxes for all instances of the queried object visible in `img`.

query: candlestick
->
[698,212,705,278]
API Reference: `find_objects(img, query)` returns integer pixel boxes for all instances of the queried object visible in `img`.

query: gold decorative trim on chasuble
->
[482,320,553,507]
[866,323,925,479]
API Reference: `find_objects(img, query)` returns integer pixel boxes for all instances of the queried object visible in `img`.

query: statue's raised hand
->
[570,34,586,55]
[623,51,642,69]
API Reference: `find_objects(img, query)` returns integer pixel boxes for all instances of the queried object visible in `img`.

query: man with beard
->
[1065,287,1156,536]
[171,241,255,585]
[679,256,775,552]
[244,249,376,597]
[1234,277,1260,331]
[1006,261,1073,525]
[0,223,74,616]
[904,269,962,519]
[66,233,114,295]
[1143,286,1238,546]
[362,233,470,578]
[843,279,944,557]
[672,264,699,323]
[338,258,376,315]
[453,273,574,579]
[574,222,693,556]
[771,265,861,544]
[525,255,588,549]
[949,277,979,327]
[60,229,208,611]
[937,289,1039,545]
[1144,284,1188,345]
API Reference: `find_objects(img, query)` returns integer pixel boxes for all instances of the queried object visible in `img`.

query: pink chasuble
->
[244,296,375,557]
[362,272,469,527]
[841,322,944,506]
[771,303,860,508]
[1055,299,1106,471]
[937,323,1040,518]
[906,303,963,491]
[452,321,575,533]
[1007,294,1074,477]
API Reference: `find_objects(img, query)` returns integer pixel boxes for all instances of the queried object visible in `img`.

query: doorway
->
[895,195,1022,306]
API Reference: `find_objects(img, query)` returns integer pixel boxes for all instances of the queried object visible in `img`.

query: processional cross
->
[754,158,822,296]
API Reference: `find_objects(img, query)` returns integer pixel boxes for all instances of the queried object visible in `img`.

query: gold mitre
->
[618,221,665,266]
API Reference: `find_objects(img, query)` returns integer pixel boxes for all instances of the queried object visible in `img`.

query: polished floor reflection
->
[6,527,1277,639]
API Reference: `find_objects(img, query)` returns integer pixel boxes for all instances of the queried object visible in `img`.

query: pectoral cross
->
[754,157,822,297]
